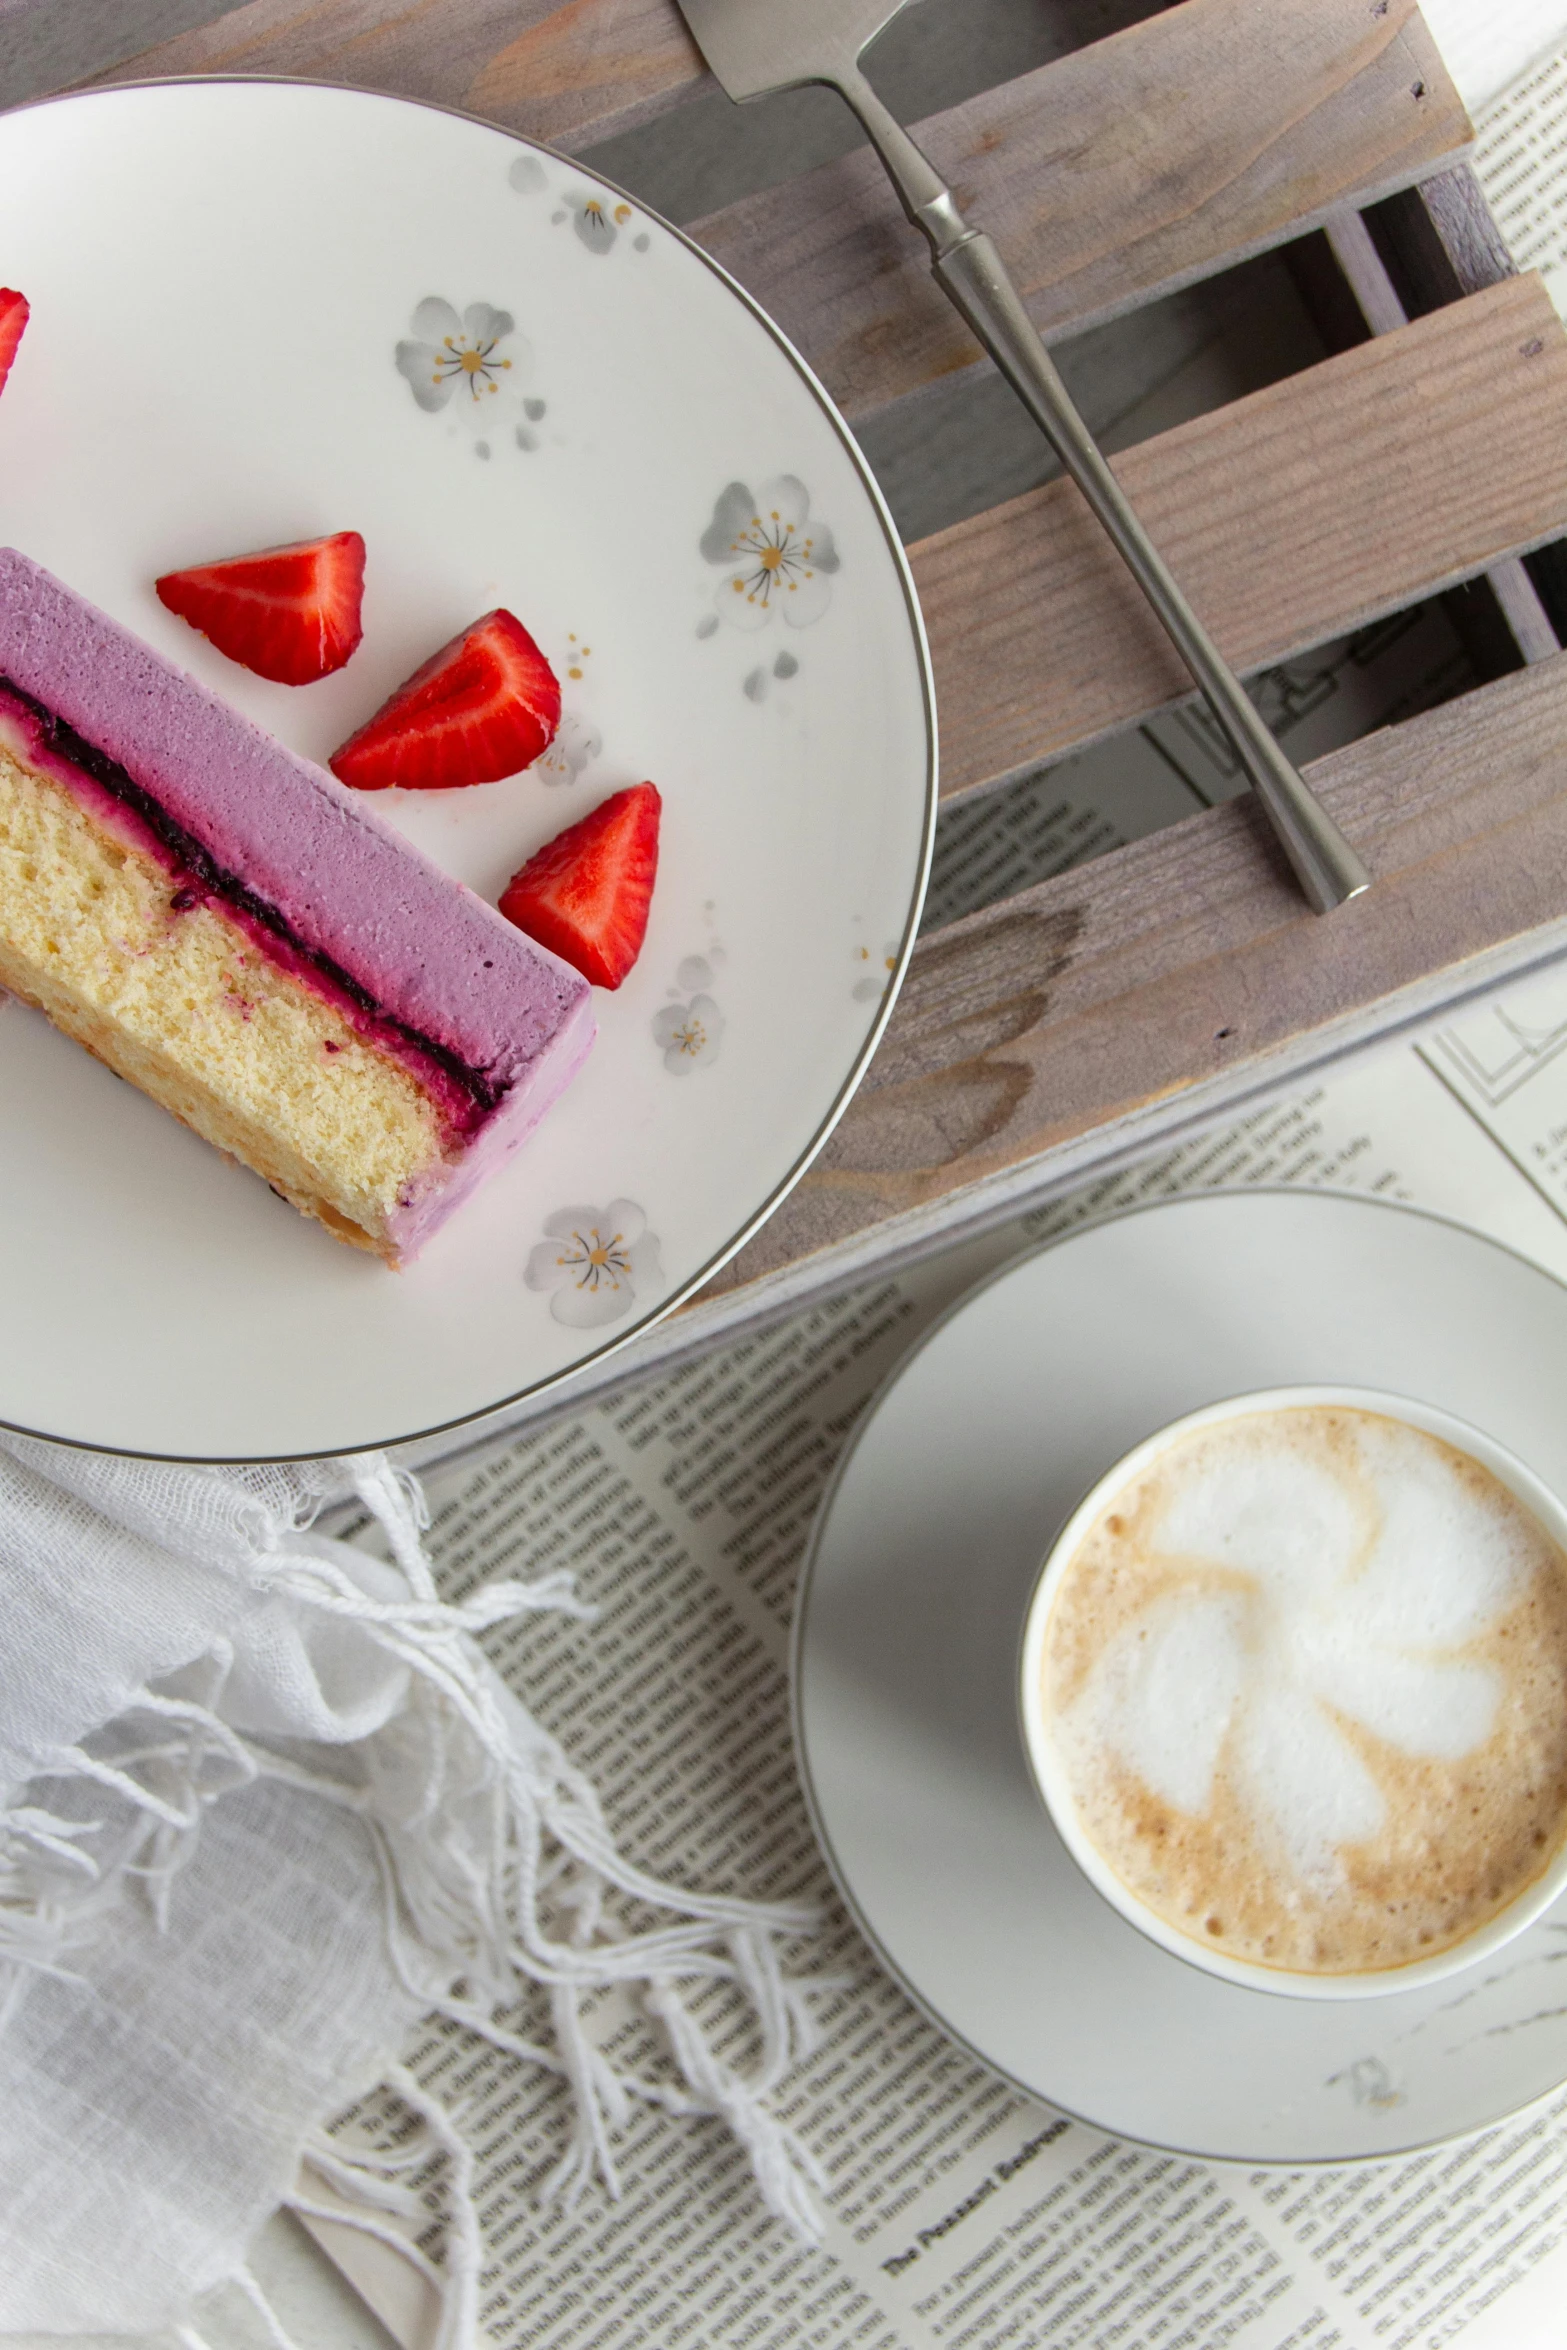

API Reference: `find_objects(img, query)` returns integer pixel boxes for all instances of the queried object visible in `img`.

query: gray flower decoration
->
[653,994,724,1075]
[570,193,632,255]
[533,711,603,785]
[853,941,898,1002]
[701,476,839,632]
[525,1200,661,1327]
[395,298,526,413]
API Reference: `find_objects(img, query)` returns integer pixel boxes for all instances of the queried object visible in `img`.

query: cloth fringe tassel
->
[0,1451,827,2350]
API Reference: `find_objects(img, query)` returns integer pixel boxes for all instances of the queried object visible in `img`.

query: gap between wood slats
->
[695,644,1567,1307]
[689,0,1468,422]
[98,0,1471,433]
[916,272,1567,803]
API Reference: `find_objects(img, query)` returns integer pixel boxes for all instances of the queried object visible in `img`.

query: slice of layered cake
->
[0,549,595,1264]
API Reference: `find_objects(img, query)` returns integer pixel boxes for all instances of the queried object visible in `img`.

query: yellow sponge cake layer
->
[0,732,456,1257]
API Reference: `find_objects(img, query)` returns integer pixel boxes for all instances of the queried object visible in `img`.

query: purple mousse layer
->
[0,686,506,1139]
[0,548,594,1118]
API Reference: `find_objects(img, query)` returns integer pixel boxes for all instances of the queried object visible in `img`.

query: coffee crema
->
[1042,1406,1567,1974]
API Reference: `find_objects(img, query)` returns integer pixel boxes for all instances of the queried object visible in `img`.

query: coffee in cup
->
[1019,1390,1567,1995]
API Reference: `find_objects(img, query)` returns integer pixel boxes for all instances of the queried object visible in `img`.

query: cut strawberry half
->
[500,783,661,990]
[0,289,29,397]
[156,532,366,686]
[330,609,560,791]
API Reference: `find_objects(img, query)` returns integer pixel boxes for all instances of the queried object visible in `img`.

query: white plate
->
[0,80,933,1461]
[794,1190,1567,2164]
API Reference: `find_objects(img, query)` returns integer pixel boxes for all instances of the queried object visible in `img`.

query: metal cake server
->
[677,0,1371,913]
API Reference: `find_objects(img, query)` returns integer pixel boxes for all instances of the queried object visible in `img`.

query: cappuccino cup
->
[1019,1388,1567,1998]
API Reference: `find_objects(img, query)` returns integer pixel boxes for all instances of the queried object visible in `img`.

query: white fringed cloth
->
[0,1438,824,2345]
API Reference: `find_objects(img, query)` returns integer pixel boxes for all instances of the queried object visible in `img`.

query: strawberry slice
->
[330,609,559,790]
[156,532,366,685]
[500,783,661,989]
[0,289,29,396]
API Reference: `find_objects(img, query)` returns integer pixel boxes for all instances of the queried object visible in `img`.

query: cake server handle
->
[834,66,1371,916]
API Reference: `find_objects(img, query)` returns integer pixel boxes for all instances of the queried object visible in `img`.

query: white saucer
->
[793,1189,1567,2164]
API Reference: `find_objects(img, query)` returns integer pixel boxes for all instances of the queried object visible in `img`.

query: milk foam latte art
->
[1036,1401,1567,1979]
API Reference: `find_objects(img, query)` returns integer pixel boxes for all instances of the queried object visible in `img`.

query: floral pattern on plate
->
[700,476,839,634]
[533,710,603,785]
[568,193,636,255]
[525,1200,662,1326]
[653,994,724,1075]
[852,940,899,1003]
[395,298,526,413]
[651,956,724,1075]
[740,650,804,704]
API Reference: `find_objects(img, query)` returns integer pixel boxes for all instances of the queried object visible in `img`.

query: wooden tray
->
[89,0,1567,1423]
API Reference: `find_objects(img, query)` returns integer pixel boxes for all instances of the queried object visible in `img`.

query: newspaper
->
[295,953,1567,2350]
[1423,0,1567,114]
[297,25,1567,2343]
[1471,42,1567,320]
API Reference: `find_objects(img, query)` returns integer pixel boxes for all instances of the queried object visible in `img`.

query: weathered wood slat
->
[691,0,1467,422]
[916,272,1567,801]
[93,0,706,154]
[100,0,1470,432]
[84,0,1565,1465]
[693,645,1567,1309]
